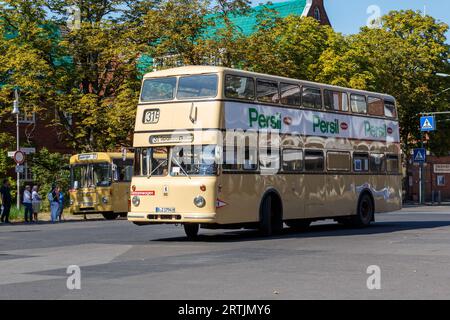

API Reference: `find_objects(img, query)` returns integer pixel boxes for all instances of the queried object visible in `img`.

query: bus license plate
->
[156,207,175,213]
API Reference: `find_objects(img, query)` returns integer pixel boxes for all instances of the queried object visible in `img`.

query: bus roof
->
[143,66,396,102]
[70,152,133,164]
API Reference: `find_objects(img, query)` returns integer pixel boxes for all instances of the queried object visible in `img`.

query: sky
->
[255,0,450,42]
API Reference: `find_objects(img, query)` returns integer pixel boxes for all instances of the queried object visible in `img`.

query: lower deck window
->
[305,150,324,172]
[353,153,369,172]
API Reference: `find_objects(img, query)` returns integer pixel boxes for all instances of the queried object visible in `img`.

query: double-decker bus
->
[128,66,402,239]
[69,152,134,220]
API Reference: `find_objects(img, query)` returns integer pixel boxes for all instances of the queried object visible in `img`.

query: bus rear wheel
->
[259,194,283,236]
[102,213,119,220]
[350,193,374,227]
[184,223,199,240]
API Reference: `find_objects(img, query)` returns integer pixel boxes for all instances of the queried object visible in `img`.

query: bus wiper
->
[170,155,192,179]
[147,159,168,179]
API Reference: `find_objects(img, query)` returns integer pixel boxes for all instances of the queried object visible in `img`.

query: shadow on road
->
[151,220,450,243]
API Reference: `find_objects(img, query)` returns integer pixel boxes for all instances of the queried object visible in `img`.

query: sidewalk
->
[403,201,450,208]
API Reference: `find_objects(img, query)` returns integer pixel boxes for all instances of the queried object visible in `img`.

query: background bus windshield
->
[71,163,112,189]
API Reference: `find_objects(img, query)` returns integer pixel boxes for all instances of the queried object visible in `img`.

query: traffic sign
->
[13,150,25,165]
[420,116,436,132]
[413,148,426,163]
[15,165,24,174]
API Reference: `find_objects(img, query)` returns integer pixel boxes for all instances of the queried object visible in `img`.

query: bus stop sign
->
[420,116,436,132]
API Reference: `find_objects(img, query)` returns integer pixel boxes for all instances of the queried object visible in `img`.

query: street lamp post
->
[11,89,20,209]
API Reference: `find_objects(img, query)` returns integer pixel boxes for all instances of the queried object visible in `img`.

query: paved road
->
[1,206,450,300]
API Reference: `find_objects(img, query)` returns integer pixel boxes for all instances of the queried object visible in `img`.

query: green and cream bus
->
[128,66,402,239]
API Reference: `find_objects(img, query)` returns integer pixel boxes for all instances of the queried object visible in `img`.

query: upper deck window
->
[225,75,255,100]
[350,94,367,114]
[257,80,280,104]
[324,90,349,112]
[177,74,218,99]
[280,83,301,106]
[384,100,397,118]
[368,97,384,116]
[302,87,322,109]
[141,77,177,102]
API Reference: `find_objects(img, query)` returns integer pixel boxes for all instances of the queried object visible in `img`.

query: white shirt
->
[32,191,41,203]
[23,190,32,204]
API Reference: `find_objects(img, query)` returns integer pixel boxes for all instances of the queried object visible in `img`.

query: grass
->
[9,206,25,221]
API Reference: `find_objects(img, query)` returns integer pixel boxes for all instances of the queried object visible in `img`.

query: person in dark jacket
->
[0,179,12,224]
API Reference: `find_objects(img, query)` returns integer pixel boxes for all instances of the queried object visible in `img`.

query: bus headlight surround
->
[132,196,140,207]
[194,196,206,208]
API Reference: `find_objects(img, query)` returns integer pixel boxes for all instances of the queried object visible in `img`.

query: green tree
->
[315,10,449,154]
[242,16,333,80]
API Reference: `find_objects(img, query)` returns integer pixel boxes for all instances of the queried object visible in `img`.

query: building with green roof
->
[204,0,329,38]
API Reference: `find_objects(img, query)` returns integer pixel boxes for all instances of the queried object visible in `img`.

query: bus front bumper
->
[127,212,217,224]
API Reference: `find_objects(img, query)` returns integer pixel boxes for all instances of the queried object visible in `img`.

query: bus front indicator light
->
[194,196,206,208]
[132,196,140,207]
[200,185,206,192]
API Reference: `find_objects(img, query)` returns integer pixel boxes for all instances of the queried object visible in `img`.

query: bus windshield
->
[70,163,112,189]
[140,74,218,102]
[134,145,218,177]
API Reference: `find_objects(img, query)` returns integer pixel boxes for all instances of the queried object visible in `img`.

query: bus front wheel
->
[102,213,119,220]
[184,223,199,240]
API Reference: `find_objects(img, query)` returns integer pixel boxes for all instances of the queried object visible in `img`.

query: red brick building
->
[406,155,450,203]
[0,109,72,182]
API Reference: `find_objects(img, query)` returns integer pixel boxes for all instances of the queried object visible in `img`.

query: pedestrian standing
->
[48,184,60,223]
[32,185,42,222]
[58,187,64,222]
[23,185,33,223]
[0,179,12,224]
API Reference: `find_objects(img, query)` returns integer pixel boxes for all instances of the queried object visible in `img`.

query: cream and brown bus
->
[128,66,402,239]
[69,152,134,220]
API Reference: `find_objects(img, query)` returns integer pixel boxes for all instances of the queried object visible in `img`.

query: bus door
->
[112,159,134,213]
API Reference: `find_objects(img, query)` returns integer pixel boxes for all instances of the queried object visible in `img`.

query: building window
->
[437,176,445,186]
[314,7,321,22]
[18,108,35,124]
[19,162,34,181]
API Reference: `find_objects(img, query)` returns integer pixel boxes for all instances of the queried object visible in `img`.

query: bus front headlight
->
[193,196,206,208]
[70,199,74,205]
[102,196,109,204]
[132,196,140,207]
